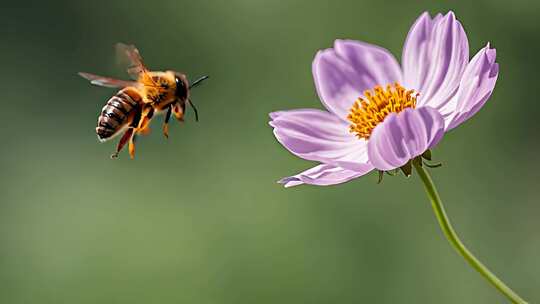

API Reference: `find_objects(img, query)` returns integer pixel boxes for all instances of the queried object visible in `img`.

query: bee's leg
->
[138,119,151,135]
[137,105,154,136]
[163,105,172,139]
[111,128,134,159]
[172,103,185,122]
[137,117,151,135]
[125,105,143,159]
[128,134,137,159]
[138,126,151,136]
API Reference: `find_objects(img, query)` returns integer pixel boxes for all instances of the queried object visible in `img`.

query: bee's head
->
[174,72,209,100]
[171,73,208,123]
[174,72,189,100]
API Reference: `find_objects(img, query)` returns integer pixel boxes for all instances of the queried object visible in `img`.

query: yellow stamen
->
[347,83,418,139]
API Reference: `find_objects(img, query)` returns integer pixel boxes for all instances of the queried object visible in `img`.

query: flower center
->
[347,83,418,139]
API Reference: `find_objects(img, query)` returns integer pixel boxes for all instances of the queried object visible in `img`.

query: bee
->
[79,43,208,159]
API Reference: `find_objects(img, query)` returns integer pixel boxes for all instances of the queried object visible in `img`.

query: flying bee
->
[79,43,208,159]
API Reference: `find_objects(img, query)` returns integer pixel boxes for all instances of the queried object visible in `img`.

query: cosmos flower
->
[269,12,528,303]
[270,11,498,187]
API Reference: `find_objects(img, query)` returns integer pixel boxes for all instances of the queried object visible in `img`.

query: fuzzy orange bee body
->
[79,43,208,159]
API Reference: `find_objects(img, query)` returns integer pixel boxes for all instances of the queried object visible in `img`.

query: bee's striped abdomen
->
[96,87,142,141]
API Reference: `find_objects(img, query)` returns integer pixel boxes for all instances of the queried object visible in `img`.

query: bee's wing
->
[78,72,138,88]
[116,43,149,80]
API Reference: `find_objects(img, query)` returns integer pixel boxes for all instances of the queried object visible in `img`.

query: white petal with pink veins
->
[402,12,469,113]
[279,163,374,187]
[445,44,499,130]
[270,109,370,172]
[313,40,402,120]
[367,107,445,171]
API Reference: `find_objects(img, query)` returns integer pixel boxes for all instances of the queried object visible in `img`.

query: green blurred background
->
[1,0,539,303]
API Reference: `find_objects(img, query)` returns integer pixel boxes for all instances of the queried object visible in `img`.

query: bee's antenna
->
[188,98,199,122]
[189,75,209,89]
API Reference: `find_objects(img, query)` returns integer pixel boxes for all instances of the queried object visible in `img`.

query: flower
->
[270,11,498,187]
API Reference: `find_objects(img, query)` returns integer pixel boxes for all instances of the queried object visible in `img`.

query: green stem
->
[413,160,528,304]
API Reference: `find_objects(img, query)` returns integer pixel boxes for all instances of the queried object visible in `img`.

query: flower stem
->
[412,160,528,304]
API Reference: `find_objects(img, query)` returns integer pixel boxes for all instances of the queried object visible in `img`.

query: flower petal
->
[402,11,469,112]
[269,109,370,171]
[445,44,499,130]
[278,163,373,187]
[367,107,445,171]
[313,40,402,120]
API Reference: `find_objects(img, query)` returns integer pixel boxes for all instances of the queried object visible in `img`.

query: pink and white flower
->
[270,11,499,187]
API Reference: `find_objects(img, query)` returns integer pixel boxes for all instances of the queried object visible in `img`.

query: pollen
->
[347,83,418,139]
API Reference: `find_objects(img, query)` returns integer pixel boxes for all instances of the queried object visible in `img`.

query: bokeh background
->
[1,0,539,303]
